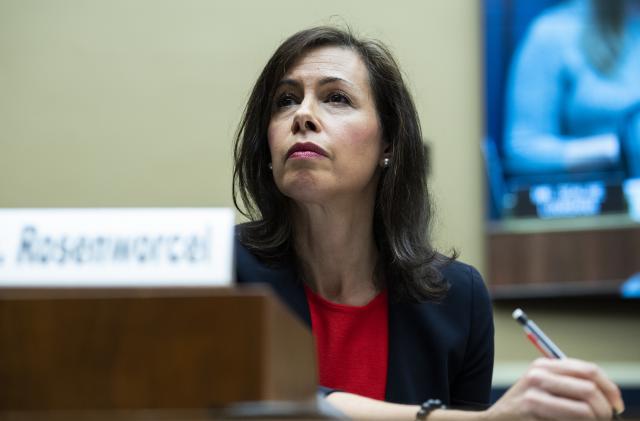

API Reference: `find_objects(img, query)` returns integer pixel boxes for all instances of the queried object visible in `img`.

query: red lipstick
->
[286,142,328,160]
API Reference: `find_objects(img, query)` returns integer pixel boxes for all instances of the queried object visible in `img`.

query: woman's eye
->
[327,92,351,104]
[276,93,298,108]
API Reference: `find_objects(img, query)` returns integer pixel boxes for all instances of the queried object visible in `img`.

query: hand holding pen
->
[482,309,625,420]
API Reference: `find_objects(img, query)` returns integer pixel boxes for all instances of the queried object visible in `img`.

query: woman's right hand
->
[484,358,625,420]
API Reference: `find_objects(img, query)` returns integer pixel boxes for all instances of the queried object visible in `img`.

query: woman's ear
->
[380,141,392,168]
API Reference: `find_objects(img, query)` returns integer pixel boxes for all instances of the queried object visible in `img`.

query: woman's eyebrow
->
[317,76,355,88]
[275,76,356,90]
[275,79,300,90]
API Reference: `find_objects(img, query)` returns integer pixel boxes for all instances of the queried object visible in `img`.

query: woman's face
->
[267,46,386,206]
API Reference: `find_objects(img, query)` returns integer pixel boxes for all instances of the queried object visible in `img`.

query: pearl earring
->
[268,162,273,170]
[383,157,390,168]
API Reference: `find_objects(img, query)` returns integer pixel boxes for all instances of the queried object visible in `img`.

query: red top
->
[304,285,389,400]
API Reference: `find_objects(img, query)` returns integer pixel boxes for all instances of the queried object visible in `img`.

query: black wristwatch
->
[416,398,446,420]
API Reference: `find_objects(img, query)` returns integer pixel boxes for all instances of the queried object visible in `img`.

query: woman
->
[504,0,640,176]
[234,26,624,420]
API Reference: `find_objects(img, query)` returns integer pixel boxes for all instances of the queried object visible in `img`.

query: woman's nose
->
[292,119,317,133]
[291,101,320,134]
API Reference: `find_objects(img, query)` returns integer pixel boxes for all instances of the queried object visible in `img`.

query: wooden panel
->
[488,227,640,289]
[0,287,317,411]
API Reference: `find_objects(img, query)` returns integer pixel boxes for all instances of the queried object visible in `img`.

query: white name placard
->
[0,208,235,287]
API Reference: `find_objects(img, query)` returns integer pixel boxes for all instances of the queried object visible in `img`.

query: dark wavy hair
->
[233,26,453,302]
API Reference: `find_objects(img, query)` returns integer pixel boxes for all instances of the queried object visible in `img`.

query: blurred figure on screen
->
[504,0,640,177]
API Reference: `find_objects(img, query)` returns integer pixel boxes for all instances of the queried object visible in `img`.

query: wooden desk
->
[0,286,336,418]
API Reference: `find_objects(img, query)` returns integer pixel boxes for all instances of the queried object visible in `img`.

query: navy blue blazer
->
[235,236,494,409]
